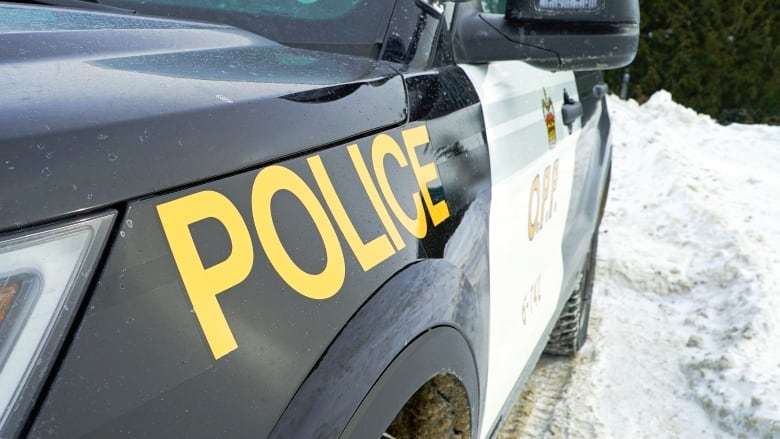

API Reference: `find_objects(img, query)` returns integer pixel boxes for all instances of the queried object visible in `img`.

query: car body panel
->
[28,60,492,437]
[459,61,581,437]
[0,4,405,232]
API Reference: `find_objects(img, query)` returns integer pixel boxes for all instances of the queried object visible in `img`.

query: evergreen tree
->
[605,0,778,124]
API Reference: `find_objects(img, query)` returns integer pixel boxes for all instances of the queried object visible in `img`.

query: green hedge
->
[603,0,779,124]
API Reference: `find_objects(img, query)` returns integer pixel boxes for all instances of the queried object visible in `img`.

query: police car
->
[0,0,638,437]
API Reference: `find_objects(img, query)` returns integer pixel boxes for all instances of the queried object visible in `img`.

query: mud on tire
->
[544,235,598,356]
[384,374,471,439]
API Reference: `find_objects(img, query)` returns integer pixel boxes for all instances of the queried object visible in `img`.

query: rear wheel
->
[544,235,598,356]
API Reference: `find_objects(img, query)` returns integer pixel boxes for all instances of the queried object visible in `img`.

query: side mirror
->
[451,0,639,71]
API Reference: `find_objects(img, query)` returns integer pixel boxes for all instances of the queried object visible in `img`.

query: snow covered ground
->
[500,92,780,438]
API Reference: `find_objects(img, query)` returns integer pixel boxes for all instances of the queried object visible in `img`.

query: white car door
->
[459,61,581,437]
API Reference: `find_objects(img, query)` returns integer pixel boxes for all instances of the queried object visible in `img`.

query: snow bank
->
[537,91,780,438]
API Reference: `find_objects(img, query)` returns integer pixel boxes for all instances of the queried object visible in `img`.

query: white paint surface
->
[460,62,580,438]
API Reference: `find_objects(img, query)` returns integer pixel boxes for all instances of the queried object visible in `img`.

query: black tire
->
[544,235,598,356]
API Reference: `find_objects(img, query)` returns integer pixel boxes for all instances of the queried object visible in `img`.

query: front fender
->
[270,258,489,438]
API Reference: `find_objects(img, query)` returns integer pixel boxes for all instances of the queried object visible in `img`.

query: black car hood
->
[0,4,405,232]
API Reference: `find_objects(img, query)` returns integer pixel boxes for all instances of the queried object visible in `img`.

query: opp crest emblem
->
[542,88,556,148]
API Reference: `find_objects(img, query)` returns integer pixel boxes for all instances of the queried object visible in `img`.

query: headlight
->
[0,212,115,438]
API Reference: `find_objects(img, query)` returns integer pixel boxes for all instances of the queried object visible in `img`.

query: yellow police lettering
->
[347,144,406,251]
[528,158,560,241]
[528,174,541,240]
[402,125,450,226]
[156,190,252,359]
[158,124,452,359]
[372,133,427,239]
[548,159,559,221]
[541,165,550,228]
[308,154,395,272]
[252,165,345,300]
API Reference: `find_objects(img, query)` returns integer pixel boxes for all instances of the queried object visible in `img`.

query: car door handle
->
[592,82,609,99]
[561,89,582,133]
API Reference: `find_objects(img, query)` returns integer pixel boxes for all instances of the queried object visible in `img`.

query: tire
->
[382,373,471,439]
[544,235,598,356]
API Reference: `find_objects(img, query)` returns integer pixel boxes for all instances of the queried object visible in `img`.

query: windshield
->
[100,0,396,58]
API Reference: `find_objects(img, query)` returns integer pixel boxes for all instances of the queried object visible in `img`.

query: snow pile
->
[537,91,780,438]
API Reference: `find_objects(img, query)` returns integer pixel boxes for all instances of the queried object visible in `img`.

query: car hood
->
[0,4,405,232]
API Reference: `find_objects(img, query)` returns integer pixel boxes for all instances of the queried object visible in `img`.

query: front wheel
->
[544,235,598,356]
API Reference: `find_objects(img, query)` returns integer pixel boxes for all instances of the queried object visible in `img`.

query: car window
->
[102,0,396,58]
[482,0,506,14]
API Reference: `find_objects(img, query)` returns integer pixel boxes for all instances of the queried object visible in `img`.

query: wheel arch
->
[269,258,488,439]
[342,326,478,438]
